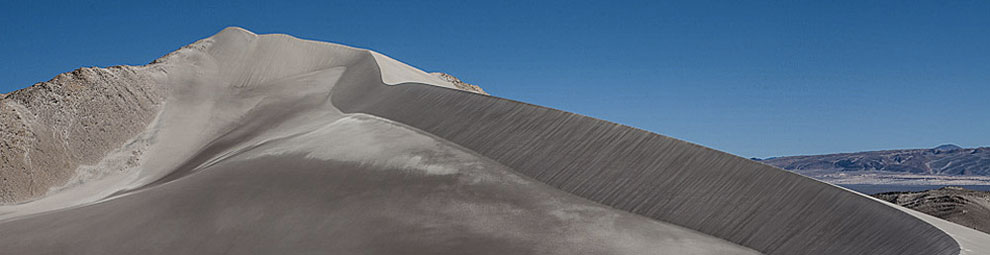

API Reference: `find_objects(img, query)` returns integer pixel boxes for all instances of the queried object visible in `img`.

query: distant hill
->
[758,145,990,176]
[875,187,990,234]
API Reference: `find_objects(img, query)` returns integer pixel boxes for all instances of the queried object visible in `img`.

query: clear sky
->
[2,0,988,158]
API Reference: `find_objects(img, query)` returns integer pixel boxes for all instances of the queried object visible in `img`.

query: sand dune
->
[0,27,987,254]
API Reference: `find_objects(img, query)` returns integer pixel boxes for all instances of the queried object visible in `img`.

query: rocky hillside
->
[759,145,990,176]
[875,187,990,234]
[0,66,166,203]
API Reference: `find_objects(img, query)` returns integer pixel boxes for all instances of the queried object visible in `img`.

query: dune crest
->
[0,27,987,254]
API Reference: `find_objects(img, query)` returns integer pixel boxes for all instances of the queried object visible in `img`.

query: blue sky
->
[2,0,988,158]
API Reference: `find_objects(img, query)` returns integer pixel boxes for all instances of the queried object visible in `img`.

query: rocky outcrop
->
[0,66,165,203]
[876,187,990,234]
[431,73,487,95]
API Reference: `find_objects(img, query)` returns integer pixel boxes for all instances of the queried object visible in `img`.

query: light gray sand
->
[0,114,758,255]
[1,27,987,254]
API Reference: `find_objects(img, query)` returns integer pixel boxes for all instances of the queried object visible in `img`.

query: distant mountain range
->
[758,146,990,234]
[756,145,990,185]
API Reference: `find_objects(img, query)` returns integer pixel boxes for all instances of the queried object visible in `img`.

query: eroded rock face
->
[875,187,990,234]
[0,66,166,203]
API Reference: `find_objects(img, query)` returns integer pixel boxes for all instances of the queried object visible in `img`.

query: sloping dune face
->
[0,28,980,254]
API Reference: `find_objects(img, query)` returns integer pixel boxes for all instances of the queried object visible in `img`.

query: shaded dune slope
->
[332,61,963,255]
[0,27,985,254]
[0,116,760,255]
[0,28,758,255]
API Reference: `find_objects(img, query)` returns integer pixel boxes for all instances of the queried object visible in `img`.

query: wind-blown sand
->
[0,27,987,254]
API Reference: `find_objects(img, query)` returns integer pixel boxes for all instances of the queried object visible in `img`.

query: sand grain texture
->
[0,27,988,255]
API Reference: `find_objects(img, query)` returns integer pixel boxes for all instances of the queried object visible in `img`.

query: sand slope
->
[0,27,987,254]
